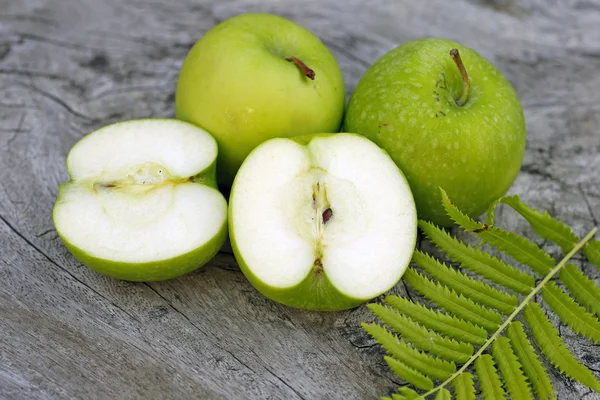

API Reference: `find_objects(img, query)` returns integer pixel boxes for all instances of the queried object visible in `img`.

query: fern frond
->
[439,188,486,231]
[419,220,534,294]
[488,195,579,253]
[523,303,600,392]
[403,268,502,332]
[542,282,600,343]
[559,264,600,316]
[474,354,505,400]
[434,388,451,400]
[451,372,475,400]
[385,295,487,345]
[412,250,517,315]
[506,322,555,400]
[397,387,420,399]
[385,356,433,391]
[477,227,555,275]
[584,239,600,268]
[367,304,473,363]
[491,336,533,400]
[362,323,456,381]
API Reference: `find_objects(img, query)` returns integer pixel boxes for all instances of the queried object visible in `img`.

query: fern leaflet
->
[362,323,456,380]
[584,239,600,268]
[506,322,555,400]
[487,195,579,253]
[439,188,486,232]
[412,250,517,315]
[523,303,600,392]
[385,295,487,345]
[397,387,420,399]
[433,388,451,400]
[474,354,505,400]
[559,264,600,316]
[367,304,473,363]
[385,356,433,390]
[385,387,421,400]
[403,268,502,332]
[451,372,475,400]
[419,220,534,294]
[542,282,600,343]
[491,336,533,400]
[477,227,555,275]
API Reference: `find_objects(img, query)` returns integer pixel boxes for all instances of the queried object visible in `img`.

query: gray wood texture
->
[1,0,599,398]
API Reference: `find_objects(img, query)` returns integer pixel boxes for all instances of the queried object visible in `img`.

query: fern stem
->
[416,227,597,399]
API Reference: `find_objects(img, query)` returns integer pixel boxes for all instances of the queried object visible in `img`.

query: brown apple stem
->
[285,56,315,80]
[449,49,470,107]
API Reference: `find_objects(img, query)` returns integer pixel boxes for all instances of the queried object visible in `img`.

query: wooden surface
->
[1,0,599,398]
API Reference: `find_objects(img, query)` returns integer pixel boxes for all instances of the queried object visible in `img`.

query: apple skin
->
[176,13,345,185]
[56,221,227,282]
[228,133,417,311]
[344,38,526,226]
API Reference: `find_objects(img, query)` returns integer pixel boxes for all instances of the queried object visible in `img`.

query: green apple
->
[53,119,227,281]
[344,38,526,226]
[228,133,417,310]
[176,13,345,185]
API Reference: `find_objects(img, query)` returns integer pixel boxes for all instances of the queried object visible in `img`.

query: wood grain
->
[1,0,599,398]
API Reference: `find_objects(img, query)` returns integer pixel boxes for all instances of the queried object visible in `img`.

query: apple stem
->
[285,56,315,80]
[449,49,470,107]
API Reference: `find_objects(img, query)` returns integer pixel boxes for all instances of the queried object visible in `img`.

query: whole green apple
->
[53,119,228,281]
[344,38,526,226]
[176,13,345,185]
[228,133,417,311]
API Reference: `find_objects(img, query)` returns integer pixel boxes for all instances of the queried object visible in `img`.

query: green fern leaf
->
[367,304,473,363]
[584,239,600,268]
[362,323,456,380]
[488,195,579,253]
[412,250,518,315]
[523,303,600,392]
[434,388,451,400]
[451,372,475,400]
[385,356,433,391]
[440,188,486,232]
[477,227,555,275]
[419,220,534,294]
[542,282,600,343]
[403,268,502,332]
[559,264,600,316]
[385,295,487,345]
[397,387,420,399]
[491,336,533,400]
[474,354,505,400]
[506,322,555,400]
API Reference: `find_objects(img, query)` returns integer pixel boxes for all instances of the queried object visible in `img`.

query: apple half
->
[53,119,228,281]
[229,133,417,310]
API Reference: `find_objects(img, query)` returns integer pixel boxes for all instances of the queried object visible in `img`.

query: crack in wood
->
[15,83,96,122]
[0,214,138,322]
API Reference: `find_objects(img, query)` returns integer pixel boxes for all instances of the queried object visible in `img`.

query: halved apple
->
[229,133,417,310]
[53,119,227,281]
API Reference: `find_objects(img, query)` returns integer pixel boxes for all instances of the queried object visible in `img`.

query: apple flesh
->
[344,38,526,226]
[53,119,228,281]
[176,13,345,185]
[229,133,417,310]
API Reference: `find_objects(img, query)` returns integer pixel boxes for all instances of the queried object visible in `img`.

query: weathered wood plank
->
[1,0,599,398]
